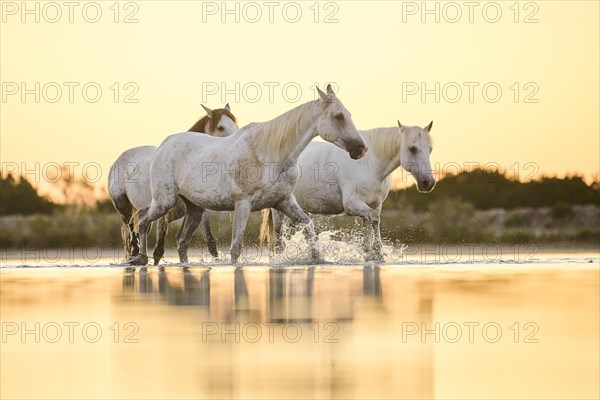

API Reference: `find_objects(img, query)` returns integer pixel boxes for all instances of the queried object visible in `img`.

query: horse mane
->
[365,127,403,159]
[188,109,237,133]
[251,101,316,159]
[188,115,209,132]
[366,126,433,159]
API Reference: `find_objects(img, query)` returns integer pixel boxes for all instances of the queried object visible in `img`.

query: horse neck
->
[256,101,319,163]
[188,116,208,133]
[363,128,403,179]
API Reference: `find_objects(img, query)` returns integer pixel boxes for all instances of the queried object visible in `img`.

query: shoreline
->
[2,245,598,268]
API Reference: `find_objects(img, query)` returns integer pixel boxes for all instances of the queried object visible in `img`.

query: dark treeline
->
[0,174,56,215]
[0,172,115,216]
[1,169,599,216]
[386,169,600,211]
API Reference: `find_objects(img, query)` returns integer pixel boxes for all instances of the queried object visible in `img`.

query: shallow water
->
[1,252,599,399]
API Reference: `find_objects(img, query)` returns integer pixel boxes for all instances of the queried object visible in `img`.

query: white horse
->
[259,121,435,261]
[108,105,238,264]
[127,85,367,265]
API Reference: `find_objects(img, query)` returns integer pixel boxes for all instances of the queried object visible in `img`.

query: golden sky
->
[1,0,599,195]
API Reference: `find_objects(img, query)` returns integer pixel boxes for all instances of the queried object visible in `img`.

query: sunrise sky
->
[1,1,598,198]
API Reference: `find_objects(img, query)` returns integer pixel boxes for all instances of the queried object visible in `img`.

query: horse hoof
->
[208,243,219,258]
[153,258,161,266]
[306,257,326,265]
[178,252,189,264]
[308,251,324,264]
[127,254,149,266]
[365,252,385,263]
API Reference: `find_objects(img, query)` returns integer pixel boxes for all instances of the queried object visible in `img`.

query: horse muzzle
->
[349,142,368,160]
[417,177,436,193]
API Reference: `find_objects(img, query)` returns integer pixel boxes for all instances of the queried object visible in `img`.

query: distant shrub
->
[425,197,487,243]
[386,221,431,244]
[0,211,122,248]
[504,214,526,228]
[499,230,536,244]
[551,202,573,219]
[573,229,600,242]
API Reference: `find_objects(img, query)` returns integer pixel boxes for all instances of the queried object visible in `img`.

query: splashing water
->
[258,228,403,266]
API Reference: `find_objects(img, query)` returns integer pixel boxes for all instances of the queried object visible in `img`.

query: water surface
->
[1,253,598,399]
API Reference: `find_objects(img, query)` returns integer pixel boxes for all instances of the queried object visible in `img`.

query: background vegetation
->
[1,168,599,253]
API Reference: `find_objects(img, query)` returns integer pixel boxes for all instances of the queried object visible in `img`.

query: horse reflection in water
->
[120,267,436,329]
[122,266,386,322]
[123,266,211,307]
[121,266,434,398]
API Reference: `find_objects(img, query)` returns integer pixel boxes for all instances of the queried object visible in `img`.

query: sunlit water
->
[1,247,598,399]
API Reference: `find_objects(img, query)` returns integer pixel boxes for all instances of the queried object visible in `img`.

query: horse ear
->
[316,86,328,101]
[326,84,334,95]
[224,103,230,111]
[397,120,405,132]
[424,121,433,132]
[202,104,213,117]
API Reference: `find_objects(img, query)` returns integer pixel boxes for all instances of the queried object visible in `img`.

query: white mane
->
[363,127,402,159]
[250,101,317,159]
[364,126,432,160]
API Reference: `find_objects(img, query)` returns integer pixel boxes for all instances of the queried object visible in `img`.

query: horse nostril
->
[349,143,367,159]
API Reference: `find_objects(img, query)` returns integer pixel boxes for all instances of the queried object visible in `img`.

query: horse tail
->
[129,208,143,231]
[259,208,274,251]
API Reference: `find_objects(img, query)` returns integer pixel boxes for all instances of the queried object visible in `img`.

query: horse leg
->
[274,195,320,262]
[152,200,187,265]
[272,209,286,253]
[199,212,219,258]
[343,197,384,262]
[371,205,384,260]
[176,200,205,264]
[230,200,252,264]
[129,199,173,266]
[150,197,187,264]
[129,221,140,257]
[152,216,168,265]
[362,218,374,254]
[111,194,138,258]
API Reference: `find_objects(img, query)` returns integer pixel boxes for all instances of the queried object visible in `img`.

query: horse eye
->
[334,113,344,120]
[409,146,418,154]
[218,126,225,131]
